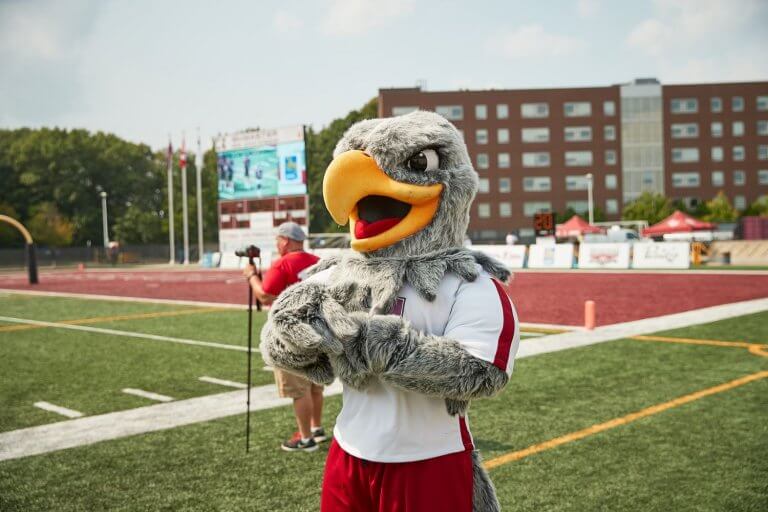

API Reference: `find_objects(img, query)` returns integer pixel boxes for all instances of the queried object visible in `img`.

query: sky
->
[1,0,767,152]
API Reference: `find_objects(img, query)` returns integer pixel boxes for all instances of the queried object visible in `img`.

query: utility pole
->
[100,191,109,248]
[181,133,190,265]
[167,136,175,264]
[586,173,594,225]
[196,128,204,263]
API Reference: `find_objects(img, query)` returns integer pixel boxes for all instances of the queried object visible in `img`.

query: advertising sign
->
[578,243,631,269]
[215,126,306,200]
[527,243,574,269]
[473,245,527,269]
[632,242,690,269]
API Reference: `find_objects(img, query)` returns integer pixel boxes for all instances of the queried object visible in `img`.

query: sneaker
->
[281,432,319,452]
[311,427,328,443]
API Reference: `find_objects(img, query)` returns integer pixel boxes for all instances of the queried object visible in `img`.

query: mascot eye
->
[407,149,439,172]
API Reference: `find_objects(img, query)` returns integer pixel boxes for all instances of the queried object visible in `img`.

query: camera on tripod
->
[235,245,261,259]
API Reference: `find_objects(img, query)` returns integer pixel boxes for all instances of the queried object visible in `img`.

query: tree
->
[622,192,675,225]
[555,206,605,224]
[702,191,738,222]
[743,195,768,217]
[0,202,24,247]
[27,202,74,246]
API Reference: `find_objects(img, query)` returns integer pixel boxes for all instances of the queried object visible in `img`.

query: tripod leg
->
[246,275,253,453]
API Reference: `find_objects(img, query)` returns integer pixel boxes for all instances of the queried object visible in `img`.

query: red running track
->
[1,269,767,326]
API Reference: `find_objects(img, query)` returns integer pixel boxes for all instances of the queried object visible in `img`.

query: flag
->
[179,136,187,170]
[167,138,173,169]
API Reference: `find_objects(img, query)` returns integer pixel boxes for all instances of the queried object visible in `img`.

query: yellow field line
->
[0,307,224,333]
[631,334,767,350]
[520,326,568,335]
[484,370,768,470]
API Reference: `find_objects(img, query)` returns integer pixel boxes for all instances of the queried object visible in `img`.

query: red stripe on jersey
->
[458,416,474,451]
[490,278,515,371]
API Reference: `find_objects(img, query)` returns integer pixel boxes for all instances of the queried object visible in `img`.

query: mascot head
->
[323,111,477,258]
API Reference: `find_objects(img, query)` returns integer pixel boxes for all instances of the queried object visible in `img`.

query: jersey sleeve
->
[443,275,520,375]
[261,260,289,296]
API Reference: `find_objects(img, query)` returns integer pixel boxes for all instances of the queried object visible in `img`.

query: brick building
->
[378,79,768,241]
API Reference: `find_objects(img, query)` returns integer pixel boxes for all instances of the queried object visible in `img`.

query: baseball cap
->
[276,221,307,241]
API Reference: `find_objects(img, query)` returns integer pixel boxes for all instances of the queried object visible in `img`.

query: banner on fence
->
[632,242,690,269]
[527,243,574,269]
[578,243,631,269]
[472,245,527,269]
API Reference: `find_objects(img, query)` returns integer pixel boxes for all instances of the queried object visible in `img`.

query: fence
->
[0,244,220,268]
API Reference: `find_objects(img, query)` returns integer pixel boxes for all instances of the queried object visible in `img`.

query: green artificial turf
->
[1,310,766,511]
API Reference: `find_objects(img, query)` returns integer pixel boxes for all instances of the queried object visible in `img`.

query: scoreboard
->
[533,213,555,237]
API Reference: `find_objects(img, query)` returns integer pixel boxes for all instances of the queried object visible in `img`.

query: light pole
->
[585,173,594,225]
[100,191,109,248]
[181,133,190,265]
[196,128,204,263]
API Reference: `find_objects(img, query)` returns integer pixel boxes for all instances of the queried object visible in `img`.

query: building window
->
[476,129,488,145]
[605,174,617,189]
[392,106,418,116]
[499,202,512,218]
[521,127,550,143]
[711,171,724,186]
[435,105,463,120]
[671,98,698,113]
[478,178,490,193]
[711,122,723,138]
[605,150,617,165]
[758,170,768,185]
[564,126,592,142]
[733,145,745,161]
[475,104,487,120]
[711,97,722,113]
[522,152,550,167]
[733,170,745,186]
[566,200,589,213]
[758,120,768,136]
[521,103,548,118]
[605,199,619,214]
[497,128,510,144]
[604,125,616,141]
[671,147,699,163]
[499,177,511,193]
[477,203,491,218]
[498,152,511,168]
[758,96,768,112]
[565,175,589,191]
[564,101,591,117]
[732,96,744,112]
[604,100,616,116]
[523,176,551,192]
[523,201,552,216]
[711,146,723,162]
[565,150,593,166]
[476,153,489,169]
[671,123,699,138]
[734,196,747,210]
[672,172,701,188]
[759,145,768,160]
[497,104,509,119]
[732,121,745,137]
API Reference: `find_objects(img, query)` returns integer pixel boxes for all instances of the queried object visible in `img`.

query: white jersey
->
[309,264,519,463]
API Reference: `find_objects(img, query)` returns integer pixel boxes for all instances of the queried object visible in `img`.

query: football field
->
[1,291,766,511]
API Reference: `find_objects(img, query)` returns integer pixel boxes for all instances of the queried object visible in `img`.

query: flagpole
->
[196,128,204,263]
[167,135,175,265]
[181,132,190,265]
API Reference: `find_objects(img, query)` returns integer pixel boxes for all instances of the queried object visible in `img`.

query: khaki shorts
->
[274,368,323,399]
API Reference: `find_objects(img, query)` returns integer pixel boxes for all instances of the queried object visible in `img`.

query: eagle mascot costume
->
[261,111,520,512]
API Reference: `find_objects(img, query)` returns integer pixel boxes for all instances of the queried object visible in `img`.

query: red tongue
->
[354,218,402,239]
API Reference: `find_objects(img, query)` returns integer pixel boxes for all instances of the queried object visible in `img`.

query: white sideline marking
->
[0,315,249,352]
[1,381,344,462]
[122,388,174,402]
[199,376,248,389]
[33,401,84,419]
[2,297,766,462]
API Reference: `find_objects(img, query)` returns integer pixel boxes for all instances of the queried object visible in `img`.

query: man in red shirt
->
[243,221,324,452]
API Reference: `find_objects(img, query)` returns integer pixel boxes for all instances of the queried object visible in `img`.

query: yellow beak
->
[323,150,443,252]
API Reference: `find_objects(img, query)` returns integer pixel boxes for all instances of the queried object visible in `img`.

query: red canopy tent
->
[641,210,715,237]
[556,215,603,238]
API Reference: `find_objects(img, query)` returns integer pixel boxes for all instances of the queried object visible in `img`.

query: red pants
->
[320,439,473,512]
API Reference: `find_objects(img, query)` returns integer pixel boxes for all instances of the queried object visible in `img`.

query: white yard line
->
[0,315,249,352]
[0,288,247,310]
[33,402,84,419]
[198,376,248,389]
[1,297,766,462]
[122,388,174,403]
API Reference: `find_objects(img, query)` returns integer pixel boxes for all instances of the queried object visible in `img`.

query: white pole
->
[196,128,204,263]
[586,173,594,225]
[181,133,190,265]
[100,191,109,248]
[167,136,175,264]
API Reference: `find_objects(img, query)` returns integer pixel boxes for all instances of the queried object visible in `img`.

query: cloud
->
[321,0,415,37]
[487,24,587,59]
[272,10,304,33]
[577,0,600,18]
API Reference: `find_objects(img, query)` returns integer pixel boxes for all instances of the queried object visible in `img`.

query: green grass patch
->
[652,311,768,344]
